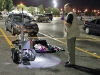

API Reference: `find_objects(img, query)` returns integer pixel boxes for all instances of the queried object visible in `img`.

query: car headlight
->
[34,18,36,20]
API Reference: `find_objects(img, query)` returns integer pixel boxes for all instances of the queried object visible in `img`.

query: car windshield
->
[13,15,32,22]
[44,14,52,16]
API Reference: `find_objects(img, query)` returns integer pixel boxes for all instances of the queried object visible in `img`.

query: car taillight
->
[16,25,21,28]
[19,26,22,28]
[16,25,19,28]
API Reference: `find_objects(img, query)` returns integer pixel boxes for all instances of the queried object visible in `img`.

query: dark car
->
[5,13,39,36]
[0,12,3,20]
[83,18,100,35]
[34,14,49,22]
[43,13,53,21]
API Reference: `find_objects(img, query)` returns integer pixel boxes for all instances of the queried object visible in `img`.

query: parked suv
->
[0,12,3,20]
[34,14,49,22]
[43,13,53,21]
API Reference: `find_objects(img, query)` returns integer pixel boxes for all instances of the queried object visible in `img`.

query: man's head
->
[64,3,73,13]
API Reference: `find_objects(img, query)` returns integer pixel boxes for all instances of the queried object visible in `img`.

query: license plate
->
[27,29,33,32]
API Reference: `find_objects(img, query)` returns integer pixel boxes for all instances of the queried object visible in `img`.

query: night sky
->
[13,0,100,11]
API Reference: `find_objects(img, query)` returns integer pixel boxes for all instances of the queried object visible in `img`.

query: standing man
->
[63,3,80,67]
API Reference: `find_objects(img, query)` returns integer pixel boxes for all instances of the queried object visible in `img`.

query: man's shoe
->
[65,61,69,64]
[65,63,75,68]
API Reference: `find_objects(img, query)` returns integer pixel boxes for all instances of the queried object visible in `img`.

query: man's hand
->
[63,20,71,28]
[61,15,64,20]
[63,20,66,24]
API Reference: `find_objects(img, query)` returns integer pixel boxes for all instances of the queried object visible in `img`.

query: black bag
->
[33,40,48,47]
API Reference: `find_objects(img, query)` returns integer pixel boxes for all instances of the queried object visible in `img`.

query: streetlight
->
[20,3,23,6]
[84,9,88,16]
[53,0,57,8]
[73,9,76,13]
[54,3,57,8]
[36,0,38,14]
[60,8,63,15]
[53,0,56,4]
[94,10,96,13]
[84,9,88,12]
[20,3,23,13]
[61,8,63,11]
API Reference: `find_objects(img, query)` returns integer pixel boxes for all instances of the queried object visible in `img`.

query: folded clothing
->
[34,44,46,52]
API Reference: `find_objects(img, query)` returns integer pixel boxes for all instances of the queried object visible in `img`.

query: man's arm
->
[63,14,73,28]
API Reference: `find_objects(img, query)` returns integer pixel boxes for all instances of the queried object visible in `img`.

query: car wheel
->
[5,27,8,31]
[0,16,3,20]
[11,27,15,36]
[34,32,38,35]
[85,27,90,34]
[29,33,37,36]
[46,19,48,22]
[38,18,41,22]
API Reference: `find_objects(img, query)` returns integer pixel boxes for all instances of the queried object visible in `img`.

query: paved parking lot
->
[0,17,100,75]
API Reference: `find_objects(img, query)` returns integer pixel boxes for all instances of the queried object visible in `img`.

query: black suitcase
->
[33,40,48,47]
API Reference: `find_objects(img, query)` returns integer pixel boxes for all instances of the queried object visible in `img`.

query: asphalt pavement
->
[0,17,100,75]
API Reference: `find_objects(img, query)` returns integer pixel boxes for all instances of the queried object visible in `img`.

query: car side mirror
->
[23,24,26,26]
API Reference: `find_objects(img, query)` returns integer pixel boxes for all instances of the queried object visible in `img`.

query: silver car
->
[5,13,39,36]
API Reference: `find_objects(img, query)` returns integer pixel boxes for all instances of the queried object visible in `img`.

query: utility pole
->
[6,0,9,11]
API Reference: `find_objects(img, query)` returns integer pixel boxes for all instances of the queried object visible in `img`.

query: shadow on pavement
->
[74,65,100,75]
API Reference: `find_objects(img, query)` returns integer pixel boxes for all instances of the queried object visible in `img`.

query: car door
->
[87,19,97,33]
[95,19,100,34]
[6,15,12,30]
[88,19,96,30]
[40,15,43,20]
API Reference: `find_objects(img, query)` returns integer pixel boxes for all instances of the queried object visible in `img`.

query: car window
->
[23,16,31,22]
[35,15,38,18]
[44,14,52,16]
[43,15,46,17]
[90,20,96,23]
[7,15,12,20]
[40,15,42,17]
[0,12,2,15]
[96,19,100,25]
[13,15,31,22]
[13,15,22,22]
